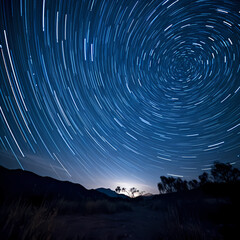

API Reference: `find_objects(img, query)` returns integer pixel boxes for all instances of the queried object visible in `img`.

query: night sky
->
[0,0,240,194]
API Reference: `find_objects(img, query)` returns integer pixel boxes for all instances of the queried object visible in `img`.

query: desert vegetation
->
[0,196,132,240]
[157,161,240,194]
[115,186,145,198]
[0,163,239,239]
[0,199,57,240]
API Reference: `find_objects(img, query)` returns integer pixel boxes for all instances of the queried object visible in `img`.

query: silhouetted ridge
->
[96,188,129,199]
[0,166,108,202]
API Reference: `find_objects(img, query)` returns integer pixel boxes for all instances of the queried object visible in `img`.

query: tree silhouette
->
[160,176,176,193]
[158,182,164,194]
[211,161,240,183]
[158,161,240,194]
[198,172,209,186]
[115,186,121,193]
[188,179,199,190]
[129,187,139,198]
[121,187,130,197]
[115,186,143,198]
[158,176,189,193]
[173,178,189,192]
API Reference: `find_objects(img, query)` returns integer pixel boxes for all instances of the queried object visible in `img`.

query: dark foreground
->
[0,166,239,240]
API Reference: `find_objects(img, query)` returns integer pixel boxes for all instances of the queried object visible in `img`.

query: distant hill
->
[0,166,108,202]
[96,188,129,199]
[142,193,154,197]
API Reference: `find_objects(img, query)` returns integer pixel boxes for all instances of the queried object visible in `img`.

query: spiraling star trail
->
[0,0,240,192]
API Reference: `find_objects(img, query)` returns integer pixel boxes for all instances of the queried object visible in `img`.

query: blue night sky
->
[0,0,240,194]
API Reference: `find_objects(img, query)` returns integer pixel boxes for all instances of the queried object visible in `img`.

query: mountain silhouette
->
[0,166,108,202]
[96,188,129,199]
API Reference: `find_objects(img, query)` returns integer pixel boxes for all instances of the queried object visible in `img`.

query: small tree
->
[115,186,121,193]
[160,176,176,193]
[129,187,139,198]
[121,187,130,197]
[199,172,209,186]
[188,179,199,190]
[158,182,164,194]
[173,178,189,192]
[158,176,189,193]
[211,161,240,183]
[115,186,142,198]
[158,161,240,195]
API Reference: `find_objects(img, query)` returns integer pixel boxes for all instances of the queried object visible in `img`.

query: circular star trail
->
[0,0,240,192]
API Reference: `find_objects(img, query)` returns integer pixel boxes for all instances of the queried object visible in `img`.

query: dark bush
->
[198,172,209,186]
[158,162,240,194]
[211,161,240,183]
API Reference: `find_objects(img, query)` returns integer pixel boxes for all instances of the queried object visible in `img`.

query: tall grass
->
[0,197,132,239]
[164,204,206,240]
[0,199,57,240]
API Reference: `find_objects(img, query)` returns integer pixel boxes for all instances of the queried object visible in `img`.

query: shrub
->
[0,199,57,240]
[158,162,240,194]
[158,177,189,194]
[198,172,209,186]
[211,161,240,183]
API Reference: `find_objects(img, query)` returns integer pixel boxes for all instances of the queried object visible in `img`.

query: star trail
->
[0,0,240,193]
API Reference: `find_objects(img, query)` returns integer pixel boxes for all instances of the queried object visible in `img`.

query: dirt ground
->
[53,205,167,240]
[52,202,221,240]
